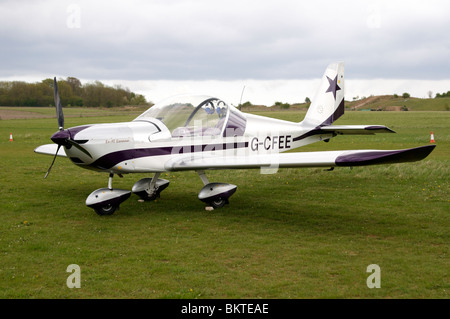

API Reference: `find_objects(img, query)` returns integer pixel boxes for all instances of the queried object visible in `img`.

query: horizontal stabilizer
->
[165,145,435,171]
[320,125,395,135]
[34,144,67,157]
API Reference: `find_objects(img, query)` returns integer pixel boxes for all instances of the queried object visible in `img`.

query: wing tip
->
[336,145,436,166]
[34,144,67,157]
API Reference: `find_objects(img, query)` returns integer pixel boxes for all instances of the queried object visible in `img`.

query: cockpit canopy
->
[134,95,246,138]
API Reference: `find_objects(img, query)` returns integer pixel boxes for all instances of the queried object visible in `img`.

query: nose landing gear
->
[132,173,170,201]
[85,173,131,215]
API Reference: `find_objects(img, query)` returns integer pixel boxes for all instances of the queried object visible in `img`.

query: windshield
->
[134,95,229,137]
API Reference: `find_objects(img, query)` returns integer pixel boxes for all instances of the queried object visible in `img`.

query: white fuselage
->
[63,111,333,174]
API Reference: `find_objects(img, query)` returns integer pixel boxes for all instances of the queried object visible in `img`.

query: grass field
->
[0,108,448,298]
[346,95,450,111]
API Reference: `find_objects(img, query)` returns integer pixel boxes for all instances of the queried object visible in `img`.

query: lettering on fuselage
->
[106,138,130,144]
[250,135,291,151]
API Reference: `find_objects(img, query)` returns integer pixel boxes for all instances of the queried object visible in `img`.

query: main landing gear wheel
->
[94,203,118,216]
[197,171,237,209]
[208,197,228,209]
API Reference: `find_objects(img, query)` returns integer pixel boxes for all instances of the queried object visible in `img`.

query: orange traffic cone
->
[9,133,13,142]
[430,131,435,143]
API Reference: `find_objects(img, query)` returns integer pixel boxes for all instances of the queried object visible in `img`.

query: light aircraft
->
[35,62,435,215]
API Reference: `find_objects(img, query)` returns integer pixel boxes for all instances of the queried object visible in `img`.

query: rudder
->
[302,62,345,127]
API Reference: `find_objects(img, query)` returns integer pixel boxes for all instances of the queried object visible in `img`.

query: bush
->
[275,101,290,109]
[240,101,253,108]
[435,91,450,98]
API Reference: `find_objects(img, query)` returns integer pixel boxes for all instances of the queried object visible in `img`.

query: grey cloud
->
[1,0,450,81]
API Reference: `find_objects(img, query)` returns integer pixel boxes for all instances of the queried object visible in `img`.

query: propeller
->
[44,78,91,179]
[54,77,64,131]
[44,144,61,179]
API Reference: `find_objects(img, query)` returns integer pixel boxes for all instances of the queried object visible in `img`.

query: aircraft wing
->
[165,145,435,171]
[34,144,67,157]
[320,125,396,135]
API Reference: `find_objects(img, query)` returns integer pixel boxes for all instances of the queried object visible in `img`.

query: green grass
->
[0,105,148,119]
[0,110,448,298]
[346,95,450,111]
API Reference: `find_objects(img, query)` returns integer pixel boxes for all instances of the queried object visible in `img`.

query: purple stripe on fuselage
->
[293,98,345,142]
[90,142,249,170]
[292,128,328,142]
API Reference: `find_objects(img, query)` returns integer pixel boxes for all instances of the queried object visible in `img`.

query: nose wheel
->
[132,173,170,201]
[86,173,131,216]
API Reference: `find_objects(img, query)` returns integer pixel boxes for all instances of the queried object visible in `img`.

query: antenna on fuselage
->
[238,85,246,110]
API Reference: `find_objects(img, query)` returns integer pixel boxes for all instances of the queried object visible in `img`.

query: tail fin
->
[302,62,345,127]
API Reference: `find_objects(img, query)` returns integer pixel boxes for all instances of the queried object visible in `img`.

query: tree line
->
[435,91,450,98]
[0,77,149,107]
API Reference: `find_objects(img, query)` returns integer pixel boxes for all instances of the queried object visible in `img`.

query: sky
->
[1,0,450,105]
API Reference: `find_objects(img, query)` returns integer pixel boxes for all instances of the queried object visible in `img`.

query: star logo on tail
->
[326,75,341,100]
